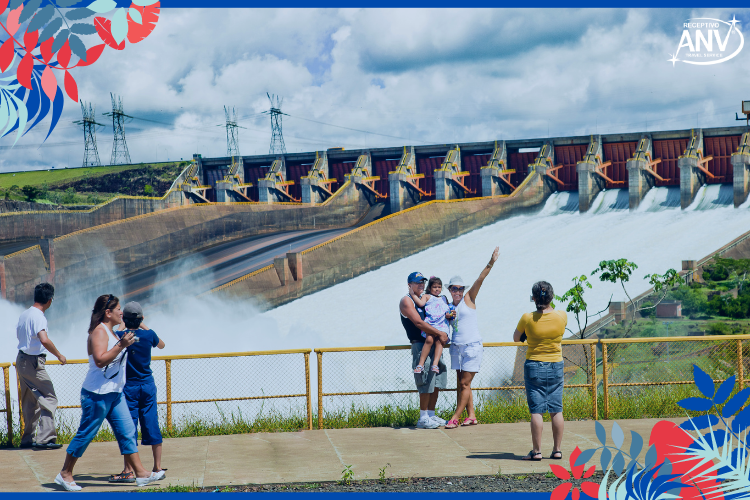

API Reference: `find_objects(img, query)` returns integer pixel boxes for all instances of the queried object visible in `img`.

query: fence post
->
[738,339,745,391]
[165,359,172,432]
[304,352,312,431]
[14,365,23,436]
[590,343,598,420]
[602,344,609,420]
[4,366,12,445]
[317,351,323,430]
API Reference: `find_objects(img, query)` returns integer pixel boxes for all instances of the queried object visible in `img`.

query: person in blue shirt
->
[109,301,166,483]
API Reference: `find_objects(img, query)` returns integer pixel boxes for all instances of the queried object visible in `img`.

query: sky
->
[1,8,749,172]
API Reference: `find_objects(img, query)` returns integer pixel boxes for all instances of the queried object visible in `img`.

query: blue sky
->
[1,8,749,171]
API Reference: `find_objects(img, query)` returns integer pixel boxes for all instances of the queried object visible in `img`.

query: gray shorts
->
[524,360,564,414]
[411,343,447,394]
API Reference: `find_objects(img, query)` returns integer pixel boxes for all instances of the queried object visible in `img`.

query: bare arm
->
[466,247,500,306]
[399,297,448,344]
[409,290,428,308]
[513,329,523,342]
[37,330,66,365]
[89,326,135,368]
[156,339,165,349]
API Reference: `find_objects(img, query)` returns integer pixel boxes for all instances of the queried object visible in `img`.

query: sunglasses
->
[449,286,465,293]
[104,294,116,310]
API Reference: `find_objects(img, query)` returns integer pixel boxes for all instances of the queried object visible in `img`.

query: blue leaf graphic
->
[644,444,657,470]
[678,397,714,412]
[600,447,612,471]
[66,7,95,21]
[625,459,637,499]
[613,450,624,476]
[693,364,716,399]
[44,86,64,141]
[39,16,64,43]
[27,4,56,34]
[612,421,624,449]
[574,448,597,467]
[629,430,643,459]
[52,29,70,54]
[19,0,44,25]
[714,376,736,406]
[25,77,50,135]
[658,458,672,477]
[13,85,26,101]
[679,414,720,431]
[722,388,750,418]
[731,405,750,433]
[25,75,41,124]
[595,420,606,445]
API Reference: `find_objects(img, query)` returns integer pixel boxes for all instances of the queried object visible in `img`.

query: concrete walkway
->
[0,418,681,492]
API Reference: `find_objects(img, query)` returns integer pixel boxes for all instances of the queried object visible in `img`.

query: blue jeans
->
[124,382,163,445]
[66,389,138,458]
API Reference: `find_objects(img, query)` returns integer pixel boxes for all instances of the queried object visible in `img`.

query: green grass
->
[0,162,181,190]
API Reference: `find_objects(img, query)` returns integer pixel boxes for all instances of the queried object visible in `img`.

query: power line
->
[104,93,132,165]
[72,101,104,167]
[264,93,287,155]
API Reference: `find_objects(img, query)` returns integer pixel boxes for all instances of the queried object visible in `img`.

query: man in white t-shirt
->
[16,283,67,449]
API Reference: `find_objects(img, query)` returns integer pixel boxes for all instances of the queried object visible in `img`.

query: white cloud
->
[1,8,749,171]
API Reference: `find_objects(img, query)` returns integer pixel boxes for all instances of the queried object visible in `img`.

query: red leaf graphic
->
[581,481,600,498]
[57,40,71,68]
[24,29,38,53]
[549,464,571,480]
[40,37,53,63]
[569,446,585,479]
[0,37,14,73]
[64,70,78,102]
[0,0,10,16]
[94,17,125,51]
[550,483,572,500]
[75,44,105,68]
[571,487,580,500]
[583,465,596,479]
[41,65,57,100]
[6,5,22,36]
[126,2,159,44]
[17,52,33,90]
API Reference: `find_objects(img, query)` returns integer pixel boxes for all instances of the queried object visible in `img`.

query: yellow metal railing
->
[1,363,12,445]
[13,349,314,436]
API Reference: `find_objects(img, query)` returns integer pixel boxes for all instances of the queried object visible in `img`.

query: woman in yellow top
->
[513,281,567,462]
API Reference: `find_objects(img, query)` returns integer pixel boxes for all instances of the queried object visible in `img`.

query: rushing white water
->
[3,184,750,423]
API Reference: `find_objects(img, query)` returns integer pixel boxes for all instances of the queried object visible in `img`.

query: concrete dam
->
[2,125,750,316]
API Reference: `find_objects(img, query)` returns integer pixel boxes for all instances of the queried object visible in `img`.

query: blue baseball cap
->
[407,272,427,284]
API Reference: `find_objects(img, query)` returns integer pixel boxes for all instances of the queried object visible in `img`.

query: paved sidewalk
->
[0,418,681,492]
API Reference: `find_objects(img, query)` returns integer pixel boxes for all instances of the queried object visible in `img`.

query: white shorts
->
[450,342,483,373]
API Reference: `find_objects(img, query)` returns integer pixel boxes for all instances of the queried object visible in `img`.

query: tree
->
[21,185,40,202]
[592,259,683,335]
[62,187,77,205]
[144,185,153,196]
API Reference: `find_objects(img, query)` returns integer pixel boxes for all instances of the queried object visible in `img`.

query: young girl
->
[410,277,454,374]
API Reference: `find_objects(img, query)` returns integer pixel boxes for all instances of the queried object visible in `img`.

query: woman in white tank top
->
[55,295,164,491]
[444,247,499,430]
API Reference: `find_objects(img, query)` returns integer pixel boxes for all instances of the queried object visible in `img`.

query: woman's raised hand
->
[488,247,499,267]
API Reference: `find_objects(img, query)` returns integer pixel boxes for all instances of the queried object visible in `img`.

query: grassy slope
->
[0,161,181,190]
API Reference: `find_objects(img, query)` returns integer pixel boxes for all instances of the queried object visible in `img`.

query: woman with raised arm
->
[55,295,164,491]
[513,281,567,462]
[444,247,499,429]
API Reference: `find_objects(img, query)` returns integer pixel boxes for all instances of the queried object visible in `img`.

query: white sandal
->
[414,365,424,374]
[55,473,82,491]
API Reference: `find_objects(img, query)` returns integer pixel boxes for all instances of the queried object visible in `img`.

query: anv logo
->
[669,16,744,66]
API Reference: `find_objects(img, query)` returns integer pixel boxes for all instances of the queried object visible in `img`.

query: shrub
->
[144,184,153,195]
[707,322,731,335]
[21,185,40,201]
[61,187,77,204]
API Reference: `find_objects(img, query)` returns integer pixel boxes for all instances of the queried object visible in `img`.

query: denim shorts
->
[524,360,564,414]
[124,382,163,446]
[411,343,447,394]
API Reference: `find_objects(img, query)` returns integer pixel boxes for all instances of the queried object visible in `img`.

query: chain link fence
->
[14,349,312,443]
[1,364,12,445]
[602,336,747,419]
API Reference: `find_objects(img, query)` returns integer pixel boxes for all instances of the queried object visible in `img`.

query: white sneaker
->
[136,472,162,487]
[430,415,447,426]
[416,416,440,429]
[152,470,166,480]
[55,473,82,491]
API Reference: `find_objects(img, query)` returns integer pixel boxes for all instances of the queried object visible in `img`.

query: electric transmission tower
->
[103,93,132,165]
[222,106,244,157]
[73,101,105,167]
[263,93,287,155]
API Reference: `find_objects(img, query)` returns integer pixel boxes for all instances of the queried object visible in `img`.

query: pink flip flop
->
[462,418,478,426]
[445,419,460,429]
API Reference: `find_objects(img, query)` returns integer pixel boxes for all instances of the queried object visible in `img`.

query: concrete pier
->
[259,157,297,204]
[216,156,251,203]
[732,132,750,207]
[301,152,333,205]
[677,129,713,209]
[388,146,424,213]
[626,135,661,210]
[480,141,516,197]
[530,142,561,193]
[576,136,607,213]
[434,146,467,201]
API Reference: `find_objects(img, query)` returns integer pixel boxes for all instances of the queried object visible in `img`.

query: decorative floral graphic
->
[0,0,160,144]
[565,364,750,500]
[549,447,599,500]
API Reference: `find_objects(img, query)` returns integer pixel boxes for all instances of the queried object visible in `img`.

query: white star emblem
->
[729,15,740,30]
[668,53,680,67]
